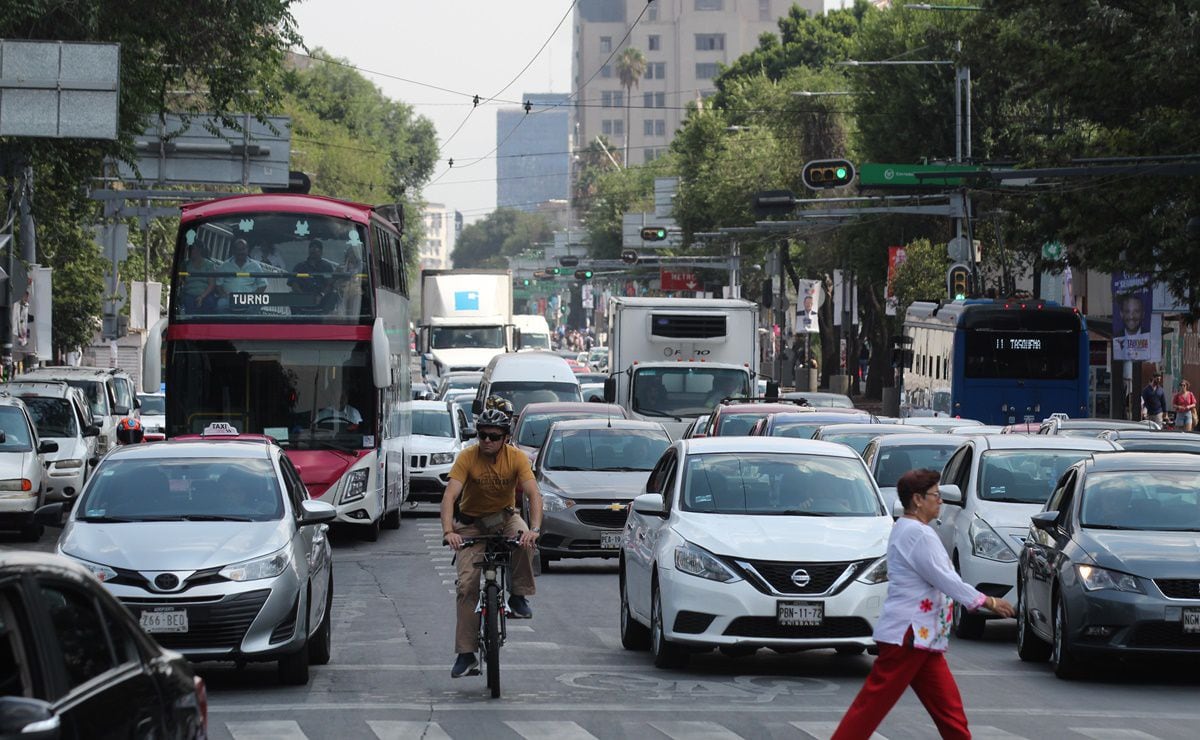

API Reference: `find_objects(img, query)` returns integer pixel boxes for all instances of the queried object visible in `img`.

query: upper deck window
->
[172,213,374,323]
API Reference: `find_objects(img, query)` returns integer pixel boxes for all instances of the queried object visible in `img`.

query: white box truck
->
[419,270,514,381]
[603,297,768,438]
[513,314,552,351]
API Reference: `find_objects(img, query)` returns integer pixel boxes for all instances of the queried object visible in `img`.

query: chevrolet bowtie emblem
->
[607,503,628,511]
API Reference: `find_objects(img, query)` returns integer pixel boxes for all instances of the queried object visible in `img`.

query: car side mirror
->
[0,696,60,740]
[632,493,667,518]
[472,398,482,416]
[938,483,963,505]
[133,397,141,409]
[34,503,67,529]
[298,499,337,525]
[765,380,779,399]
[38,440,59,455]
[603,377,616,403]
[891,498,906,519]
[1031,510,1059,532]
[83,425,101,438]
[461,428,474,442]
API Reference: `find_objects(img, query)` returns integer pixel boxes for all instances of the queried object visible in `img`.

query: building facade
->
[497,93,571,212]
[420,203,453,270]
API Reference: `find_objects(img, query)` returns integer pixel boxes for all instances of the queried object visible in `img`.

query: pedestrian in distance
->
[832,468,1014,740]
[1141,372,1167,425]
[1173,379,1196,432]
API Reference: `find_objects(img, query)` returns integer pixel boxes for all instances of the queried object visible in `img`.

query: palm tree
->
[616,47,646,168]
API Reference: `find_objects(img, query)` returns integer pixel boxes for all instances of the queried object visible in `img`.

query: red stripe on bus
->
[166,324,373,341]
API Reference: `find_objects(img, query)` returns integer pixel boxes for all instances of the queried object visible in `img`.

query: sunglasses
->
[477,431,505,442]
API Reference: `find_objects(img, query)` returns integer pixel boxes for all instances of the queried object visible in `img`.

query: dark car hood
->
[1079,529,1200,578]
[539,469,650,501]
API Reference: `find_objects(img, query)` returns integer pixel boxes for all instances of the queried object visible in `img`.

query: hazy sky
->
[291,1,575,223]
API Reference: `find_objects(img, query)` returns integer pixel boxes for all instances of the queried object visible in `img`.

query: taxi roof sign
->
[202,422,240,437]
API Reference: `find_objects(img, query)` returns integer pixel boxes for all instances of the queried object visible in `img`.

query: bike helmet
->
[476,408,512,432]
[116,417,145,445]
[483,395,514,418]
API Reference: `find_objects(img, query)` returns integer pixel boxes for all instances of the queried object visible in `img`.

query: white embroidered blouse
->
[873,517,987,652]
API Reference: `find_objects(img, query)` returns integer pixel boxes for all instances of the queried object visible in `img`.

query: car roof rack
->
[718,397,807,406]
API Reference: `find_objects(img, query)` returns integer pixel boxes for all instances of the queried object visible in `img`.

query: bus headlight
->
[340,469,370,504]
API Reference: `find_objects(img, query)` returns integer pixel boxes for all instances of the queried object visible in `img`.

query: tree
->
[890,239,950,317]
[616,48,647,168]
[452,210,553,269]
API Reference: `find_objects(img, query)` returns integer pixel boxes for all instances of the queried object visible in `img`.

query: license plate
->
[1184,608,1200,634]
[777,601,823,626]
[140,607,188,633]
[600,530,623,549]
[1024,414,1036,423]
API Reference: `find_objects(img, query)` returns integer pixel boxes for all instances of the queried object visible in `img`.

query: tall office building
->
[420,203,453,270]
[496,93,571,212]
[572,0,798,168]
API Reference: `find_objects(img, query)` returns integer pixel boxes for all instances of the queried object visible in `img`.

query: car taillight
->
[194,675,208,733]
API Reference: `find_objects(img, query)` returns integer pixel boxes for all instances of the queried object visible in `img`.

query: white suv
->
[0,394,58,540]
[16,367,137,455]
[6,381,100,502]
[934,434,1117,639]
[408,400,470,501]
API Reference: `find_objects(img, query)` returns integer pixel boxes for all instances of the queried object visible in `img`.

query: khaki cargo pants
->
[453,511,536,654]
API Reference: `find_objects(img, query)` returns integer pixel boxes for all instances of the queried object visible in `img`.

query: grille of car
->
[410,455,428,469]
[123,589,271,651]
[723,616,872,639]
[673,611,716,634]
[736,559,862,596]
[575,508,630,528]
[1155,579,1200,600]
[1127,622,1200,649]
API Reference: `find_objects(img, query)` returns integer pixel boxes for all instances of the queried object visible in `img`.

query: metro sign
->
[660,269,699,292]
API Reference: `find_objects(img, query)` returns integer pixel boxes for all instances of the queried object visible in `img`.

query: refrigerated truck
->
[418,270,514,382]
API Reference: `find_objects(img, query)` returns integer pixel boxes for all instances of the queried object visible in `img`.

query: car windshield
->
[820,432,886,456]
[681,452,882,516]
[1082,471,1200,531]
[1059,429,1107,438]
[21,398,78,438]
[978,450,1095,503]
[873,444,958,487]
[488,382,581,414]
[431,326,505,350]
[542,428,669,471]
[0,407,33,451]
[442,376,481,392]
[413,409,453,438]
[517,411,614,448]
[78,458,283,522]
[632,367,748,419]
[770,423,822,439]
[64,380,108,417]
[716,413,768,436]
[138,395,166,415]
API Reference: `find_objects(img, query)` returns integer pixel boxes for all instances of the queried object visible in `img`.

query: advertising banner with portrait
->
[797,279,823,334]
[1112,272,1161,362]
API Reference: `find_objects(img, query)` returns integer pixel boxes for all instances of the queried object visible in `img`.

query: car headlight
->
[220,546,292,582]
[54,459,84,470]
[340,468,370,504]
[1076,564,1144,594]
[430,452,455,465]
[542,491,574,512]
[0,479,32,491]
[969,518,1017,563]
[674,541,741,583]
[65,555,118,583]
[856,556,889,584]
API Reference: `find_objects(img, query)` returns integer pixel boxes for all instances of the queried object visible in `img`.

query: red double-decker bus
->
[144,193,411,539]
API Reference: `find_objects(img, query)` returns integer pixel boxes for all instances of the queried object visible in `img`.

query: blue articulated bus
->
[903,299,1089,424]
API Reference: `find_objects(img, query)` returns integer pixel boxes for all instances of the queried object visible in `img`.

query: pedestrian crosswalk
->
[217,718,1182,740]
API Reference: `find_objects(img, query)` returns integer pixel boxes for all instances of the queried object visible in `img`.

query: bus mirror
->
[603,377,616,403]
[371,318,392,390]
[142,318,166,393]
[512,327,521,350]
[418,327,431,354]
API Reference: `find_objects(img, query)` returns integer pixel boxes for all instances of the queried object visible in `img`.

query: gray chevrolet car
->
[532,419,671,570]
[41,428,336,685]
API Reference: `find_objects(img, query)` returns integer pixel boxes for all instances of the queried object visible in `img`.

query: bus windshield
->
[171,213,372,323]
[632,367,748,419]
[165,339,376,450]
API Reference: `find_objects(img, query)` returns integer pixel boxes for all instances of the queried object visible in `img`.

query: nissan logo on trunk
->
[790,569,811,588]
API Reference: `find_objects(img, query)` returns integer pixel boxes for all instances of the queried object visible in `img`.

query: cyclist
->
[115,417,145,445]
[442,401,542,678]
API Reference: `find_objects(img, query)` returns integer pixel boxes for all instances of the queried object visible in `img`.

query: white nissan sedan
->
[619,436,892,668]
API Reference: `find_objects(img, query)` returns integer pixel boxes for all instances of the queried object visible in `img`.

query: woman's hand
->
[986,596,1015,618]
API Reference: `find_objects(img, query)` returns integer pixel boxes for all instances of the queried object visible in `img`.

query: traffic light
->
[640,226,668,241]
[574,269,594,281]
[520,278,532,287]
[559,255,580,267]
[547,266,562,276]
[947,263,971,300]
[621,249,639,265]
[802,158,856,190]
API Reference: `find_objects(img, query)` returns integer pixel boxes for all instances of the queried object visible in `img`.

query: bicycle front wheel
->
[484,582,501,698]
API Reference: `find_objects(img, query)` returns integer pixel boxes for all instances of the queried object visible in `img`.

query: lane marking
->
[791,722,887,740]
[973,727,1031,739]
[368,721,452,740]
[506,721,599,740]
[588,626,622,650]
[226,720,308,739]
[1071,731,1162,739]
[650,721,743,740]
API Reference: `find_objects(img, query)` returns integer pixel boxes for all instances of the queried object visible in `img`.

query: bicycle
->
[449,534,520,698]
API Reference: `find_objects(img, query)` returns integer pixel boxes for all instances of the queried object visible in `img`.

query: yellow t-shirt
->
[448,444,534,516]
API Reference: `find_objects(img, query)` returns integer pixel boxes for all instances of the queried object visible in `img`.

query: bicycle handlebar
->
[442,534,525,548]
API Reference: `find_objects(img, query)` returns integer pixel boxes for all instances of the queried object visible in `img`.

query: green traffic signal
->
[802,158,856,190]
[575,269,593,281]
[640,226,668,241]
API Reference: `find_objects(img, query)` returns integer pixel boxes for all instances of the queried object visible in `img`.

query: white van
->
[473,351,582,416]
[513,314,552,351]
[15,367,136,455]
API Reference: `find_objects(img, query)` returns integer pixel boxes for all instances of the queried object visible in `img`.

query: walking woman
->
[832,469,1015,740]
[1173,380,1196,432]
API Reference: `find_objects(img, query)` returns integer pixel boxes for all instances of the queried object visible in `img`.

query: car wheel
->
[1051,595,1084,680]
[382,506,401,530]
[19,523,42,542]
[650,582,688,669]
[835,645,866,657]
[619,568,650,651]
[308,575,333,666]
[362,517,381,542]
[1016,585,1051,663]
[277,641,310,685]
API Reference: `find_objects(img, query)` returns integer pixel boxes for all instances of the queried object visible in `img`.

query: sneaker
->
[508,594,533,619]
[450,652,479,678]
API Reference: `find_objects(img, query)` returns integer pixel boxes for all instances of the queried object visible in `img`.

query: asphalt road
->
[8,504,1199,740]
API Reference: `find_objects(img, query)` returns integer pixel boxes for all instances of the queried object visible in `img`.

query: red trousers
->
[831,640,971,740]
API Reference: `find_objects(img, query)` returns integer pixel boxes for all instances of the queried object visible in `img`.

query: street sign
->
[1042,241,1064,261]
[859,162,988,188]
[660,269,699,292]
[0,41,120,139]
[115,114,291,187]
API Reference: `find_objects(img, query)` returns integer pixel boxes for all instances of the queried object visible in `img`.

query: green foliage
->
[452,210,553,269]
[582,157,673,260]
[890,238,950,316]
